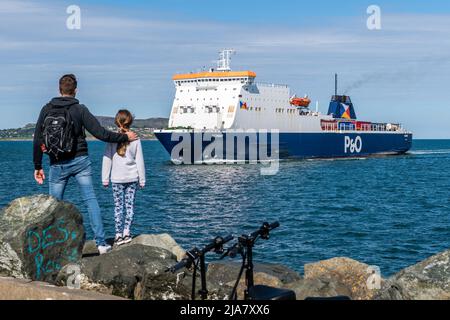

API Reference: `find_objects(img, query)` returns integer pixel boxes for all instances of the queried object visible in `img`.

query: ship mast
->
[217,49,236,71]
[335,73,338,96]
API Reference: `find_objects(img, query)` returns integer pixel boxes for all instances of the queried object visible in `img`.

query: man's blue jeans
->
[49,156,106,246]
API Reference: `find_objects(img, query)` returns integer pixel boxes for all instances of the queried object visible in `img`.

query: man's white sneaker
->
[98,244,112,255]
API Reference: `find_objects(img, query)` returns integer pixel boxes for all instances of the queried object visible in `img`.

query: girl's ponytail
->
[115,110,133,157]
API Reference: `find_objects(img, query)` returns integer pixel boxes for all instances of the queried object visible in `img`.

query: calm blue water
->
[1,140,449,276]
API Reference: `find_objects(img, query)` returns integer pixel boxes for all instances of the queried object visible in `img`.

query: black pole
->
[244,241,254,300]
[199,255,208,300]
[191,261,197,300]
[335,73,338,96]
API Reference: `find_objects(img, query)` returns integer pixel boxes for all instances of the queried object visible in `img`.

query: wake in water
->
[306,157,367,162]
[410,149,450,155]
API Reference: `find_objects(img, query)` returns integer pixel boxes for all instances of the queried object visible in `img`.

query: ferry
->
[155,50,412,164]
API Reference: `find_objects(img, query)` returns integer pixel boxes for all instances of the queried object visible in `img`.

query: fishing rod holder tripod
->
[221,222,296,300]
[167,235,233,300]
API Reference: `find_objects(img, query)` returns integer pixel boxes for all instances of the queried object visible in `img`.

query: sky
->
[1,0,450,138]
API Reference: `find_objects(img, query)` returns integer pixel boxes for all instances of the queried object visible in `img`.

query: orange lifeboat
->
[290,95,311,107]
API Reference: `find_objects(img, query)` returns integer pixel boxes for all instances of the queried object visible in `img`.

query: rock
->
[304,257,384,300]
[206,262,301,299]
[82,240,98,256]
[251,263,302,284]
[0,276,125,300]
[82,234,186,261]
[376,249,450,300]
[60,244,191,300]
[0,195,85,283]
[285,278,351,300]
[118,234,186,262]
[207,262,301,285]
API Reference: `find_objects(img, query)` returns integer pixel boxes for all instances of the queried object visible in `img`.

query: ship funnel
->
[335,73,338,96]
[328,74,357,119]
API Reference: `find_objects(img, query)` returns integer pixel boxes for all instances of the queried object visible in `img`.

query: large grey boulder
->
[128,234,186,261]
[285,278,352,300]
[0,276,125,300]
[59,244,191,300]
[82,234,186,261]
[376,249,450,300]
[206,262,302,299]
[0,195,85,283]
[304,257,384,300]
[207,262,301,286]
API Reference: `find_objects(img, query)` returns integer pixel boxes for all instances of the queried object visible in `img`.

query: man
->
[33,74,137,254]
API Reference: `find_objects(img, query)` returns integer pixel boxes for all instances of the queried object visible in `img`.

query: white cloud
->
[0,0,45,13]
[1,1,450,137]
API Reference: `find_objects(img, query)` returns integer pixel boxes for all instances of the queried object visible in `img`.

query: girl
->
[102,110,145,246]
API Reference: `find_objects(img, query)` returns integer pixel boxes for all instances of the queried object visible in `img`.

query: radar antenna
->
[217,49,236,72]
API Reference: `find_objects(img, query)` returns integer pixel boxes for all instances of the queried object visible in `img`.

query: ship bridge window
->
[180,106,195,114]
[205,105,220,113]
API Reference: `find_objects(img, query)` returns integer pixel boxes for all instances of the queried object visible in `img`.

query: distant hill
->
[0,116,169,140]
[96,116,168,129]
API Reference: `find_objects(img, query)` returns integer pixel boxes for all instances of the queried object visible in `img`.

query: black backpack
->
[41,105,75,160]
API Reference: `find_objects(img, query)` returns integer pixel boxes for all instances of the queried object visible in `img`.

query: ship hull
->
[155,131,413,163]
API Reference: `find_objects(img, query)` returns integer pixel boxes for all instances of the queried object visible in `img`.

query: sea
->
[1,139,449,277]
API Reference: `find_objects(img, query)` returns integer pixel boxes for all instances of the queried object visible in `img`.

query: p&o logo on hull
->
[344,136,362,154]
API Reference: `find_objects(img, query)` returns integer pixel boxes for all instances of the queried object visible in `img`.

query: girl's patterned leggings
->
[112,182,138,236]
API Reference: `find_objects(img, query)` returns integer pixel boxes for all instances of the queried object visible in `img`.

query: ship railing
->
[321,122,405,133]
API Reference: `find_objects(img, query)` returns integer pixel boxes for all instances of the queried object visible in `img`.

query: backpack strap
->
[78,104,87,138]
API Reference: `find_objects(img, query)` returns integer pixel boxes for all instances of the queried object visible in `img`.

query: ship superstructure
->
[156,50,412,163]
